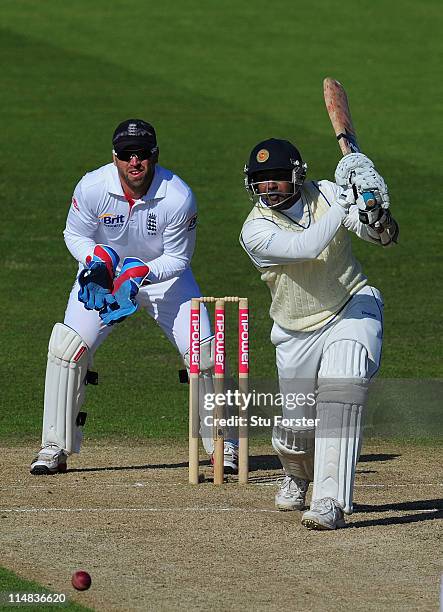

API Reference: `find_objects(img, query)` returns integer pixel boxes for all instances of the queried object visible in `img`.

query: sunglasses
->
[115,148,153,162]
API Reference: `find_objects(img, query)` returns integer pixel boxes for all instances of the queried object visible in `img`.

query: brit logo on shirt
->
[147,212,157,234]
[98,213,125,228]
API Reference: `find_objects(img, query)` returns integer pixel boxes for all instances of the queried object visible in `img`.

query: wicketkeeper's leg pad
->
[183,336,237,455]
[183,335,215,372]
[312,340,369,514]
[42,323,91,454]
[183,336,216,454]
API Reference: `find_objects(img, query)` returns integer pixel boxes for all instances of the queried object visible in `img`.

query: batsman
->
[240,81,399,530]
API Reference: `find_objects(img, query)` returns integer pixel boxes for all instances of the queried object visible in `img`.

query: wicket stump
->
[189,296,249,485]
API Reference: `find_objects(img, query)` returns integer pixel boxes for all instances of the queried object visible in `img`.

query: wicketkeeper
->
[30,119,238,475]
[240,138,398,529]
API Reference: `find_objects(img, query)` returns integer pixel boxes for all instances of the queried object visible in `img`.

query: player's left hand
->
[78,244,120,310]
[78,262,113,310]
[99,257,150,326]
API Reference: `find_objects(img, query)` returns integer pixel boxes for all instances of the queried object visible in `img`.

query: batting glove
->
[99,257,150,326]
[78,245,120,311]
[366,210,399,246]
[352,166,390,210]
[335,187,355,213]
[334,153,374,187]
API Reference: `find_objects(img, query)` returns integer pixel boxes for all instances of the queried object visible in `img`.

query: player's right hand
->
[78,245,120,311]
[78,263,113,310]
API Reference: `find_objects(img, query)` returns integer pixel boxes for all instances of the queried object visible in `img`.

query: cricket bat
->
[323,77,376,208]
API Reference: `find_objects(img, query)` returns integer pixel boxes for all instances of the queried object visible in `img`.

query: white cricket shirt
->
[240,180,382,268]
[64,163,197,283]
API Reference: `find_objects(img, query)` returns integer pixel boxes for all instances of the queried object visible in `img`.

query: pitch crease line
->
[1,506,281,514]
[0,482,440,492]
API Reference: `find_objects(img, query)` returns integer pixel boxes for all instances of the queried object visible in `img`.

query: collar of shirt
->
[106,164,168,204]
[280,196,304,221]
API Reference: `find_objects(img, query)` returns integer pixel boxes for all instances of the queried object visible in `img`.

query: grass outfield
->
[0,567,91,611]
[0,0,441,442]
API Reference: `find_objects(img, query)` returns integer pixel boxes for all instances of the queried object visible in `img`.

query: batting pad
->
[272,424,315,481]
[311,340,369,513]
[42,323,89,454]
[311,401,363,513]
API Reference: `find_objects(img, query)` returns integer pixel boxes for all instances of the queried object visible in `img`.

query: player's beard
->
[262,189,301,210]
[119,164,155,197]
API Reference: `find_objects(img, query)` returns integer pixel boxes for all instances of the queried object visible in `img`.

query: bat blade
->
[323,77,377,210]
[323,77,361,155]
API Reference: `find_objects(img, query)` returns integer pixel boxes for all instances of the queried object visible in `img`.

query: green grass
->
[0,0,441,442]
[0,567,91,611]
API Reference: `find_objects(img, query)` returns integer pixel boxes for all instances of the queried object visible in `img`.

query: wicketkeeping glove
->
[99,257,150,326]
[78,245,120,311]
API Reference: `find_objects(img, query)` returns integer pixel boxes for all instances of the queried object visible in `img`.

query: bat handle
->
[356,190,380,225]
[352,185,377,208]
[362,191,377,208]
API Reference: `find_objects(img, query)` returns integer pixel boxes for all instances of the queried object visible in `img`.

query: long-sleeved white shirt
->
[64,163,197,283]
[240,180,382,268]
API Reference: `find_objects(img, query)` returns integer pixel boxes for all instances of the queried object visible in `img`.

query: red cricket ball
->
[71,570,92,591]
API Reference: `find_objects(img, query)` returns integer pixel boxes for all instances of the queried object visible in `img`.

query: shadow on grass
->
[66,452,400,474]
[349,510,442,528]
[355,499,443,512]
[67,454,282,474]
[67,461,190,473]
[349,498,443,528]
[358,453,401,462]
[249,455,282,471]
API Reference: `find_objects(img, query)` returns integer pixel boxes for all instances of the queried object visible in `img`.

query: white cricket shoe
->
[30,445,68,475]
[301,497,346,530]
[223,440,239,474]
[211,440,239,474]
[275,475,309,511]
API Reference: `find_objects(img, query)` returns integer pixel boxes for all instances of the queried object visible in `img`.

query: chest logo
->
[99,213,125,228]
[147,212,157,234]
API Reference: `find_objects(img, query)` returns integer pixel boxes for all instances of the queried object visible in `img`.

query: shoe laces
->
[310,497,342,514]
[280,475,308,496]
[40,445,63,457]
